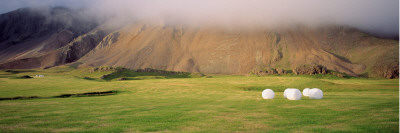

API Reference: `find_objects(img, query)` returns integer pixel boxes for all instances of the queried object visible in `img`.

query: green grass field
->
[0,67,398,132]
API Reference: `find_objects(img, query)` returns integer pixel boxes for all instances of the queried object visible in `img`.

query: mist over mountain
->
[0,4,398,78]
[0,7,98,43]
[0,7,101,65]
[1,0,398,39]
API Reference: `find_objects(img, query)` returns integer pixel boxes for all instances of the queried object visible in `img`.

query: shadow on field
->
[0,96,39,100]
[4,70,37,74]
[54,90,117,98]
[82,77,97,81]
[0,90,119,101]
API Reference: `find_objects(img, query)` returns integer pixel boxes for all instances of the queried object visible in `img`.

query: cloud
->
[0,0,89,13]
[0,0,398,38]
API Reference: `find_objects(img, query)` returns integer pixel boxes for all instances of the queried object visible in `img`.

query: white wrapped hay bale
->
[283,88,295,98]
[261,89,275,99]
[302,88,310,96]
[309,88,323,99]
[286,89,302,100]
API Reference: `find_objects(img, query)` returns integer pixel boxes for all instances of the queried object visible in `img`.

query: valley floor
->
[0,68,398,132]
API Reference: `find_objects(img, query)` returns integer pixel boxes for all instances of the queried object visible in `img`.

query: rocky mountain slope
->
[0,7,99,65]
[0,7,398,78]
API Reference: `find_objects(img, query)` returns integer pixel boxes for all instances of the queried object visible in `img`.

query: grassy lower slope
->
[0,68,398,132]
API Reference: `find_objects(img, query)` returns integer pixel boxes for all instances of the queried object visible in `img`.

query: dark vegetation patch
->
[88,66,117,73]
[327,70,352,78]
[249,64,354,79]
[250,67,287,76]
[54,90,118,98]
[359,72,369,78]
[96,67,192,81]
[82,77,96,80]
[0,96,39,100]
[4,70,36,74]
[286,72,353,79]
[293,64,328,75]
[117,77,127,81]
[7,75,40,79]
[16,75,33,79]
[0,91,118,101]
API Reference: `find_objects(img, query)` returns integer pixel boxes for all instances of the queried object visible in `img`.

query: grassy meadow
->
[0,66,398,132]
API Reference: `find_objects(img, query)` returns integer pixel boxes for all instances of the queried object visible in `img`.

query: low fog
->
[0,0,398,38]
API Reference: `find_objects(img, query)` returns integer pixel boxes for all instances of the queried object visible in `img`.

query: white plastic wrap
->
[286,89,302,100]
[309,88,323,99]
[262,89,275,99]
[302,88,310,96]
[283,88,295,98]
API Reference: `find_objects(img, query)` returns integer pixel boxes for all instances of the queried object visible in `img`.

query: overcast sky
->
[0,0,398,38]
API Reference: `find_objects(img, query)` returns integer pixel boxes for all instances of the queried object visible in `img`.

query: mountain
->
[0,7,398,78]
[0,7,100,67]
